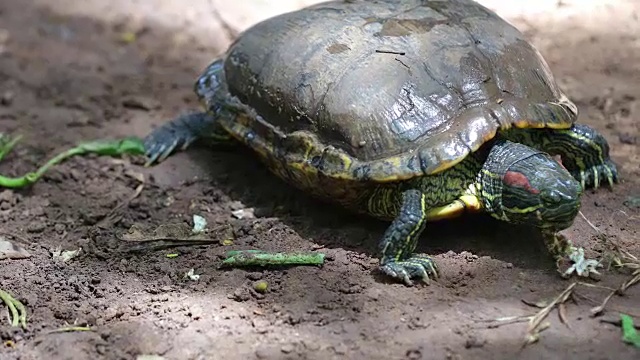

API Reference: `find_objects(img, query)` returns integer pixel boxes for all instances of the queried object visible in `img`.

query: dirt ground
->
[0,0,639,359]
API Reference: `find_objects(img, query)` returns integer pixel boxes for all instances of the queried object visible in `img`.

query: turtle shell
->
[215,0,578,182]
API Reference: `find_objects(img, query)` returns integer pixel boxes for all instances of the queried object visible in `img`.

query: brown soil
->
[0,1,638,359]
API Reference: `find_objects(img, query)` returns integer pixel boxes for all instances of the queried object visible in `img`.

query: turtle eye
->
[541,189,563,205]
[310,155,322,168]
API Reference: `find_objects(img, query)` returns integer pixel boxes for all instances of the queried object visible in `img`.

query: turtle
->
[143,0,619,286]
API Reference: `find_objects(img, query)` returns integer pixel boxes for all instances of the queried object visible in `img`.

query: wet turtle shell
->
[205,0,578,182]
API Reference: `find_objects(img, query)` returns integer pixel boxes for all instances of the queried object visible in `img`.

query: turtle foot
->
[574,158,619,190]
[144,112,215,165]
[380,255,439,286]
[544,232,602,280]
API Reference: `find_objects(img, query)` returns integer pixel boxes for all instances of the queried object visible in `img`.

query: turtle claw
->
[380,255,439,286]
[575,159,618,190]
[143,112,214,165]
[144,139,181,166]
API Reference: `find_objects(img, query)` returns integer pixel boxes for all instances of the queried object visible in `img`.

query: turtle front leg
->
[144,112,232,165]
[543,232,601,279]
[548,124,619,190]
[378,189,438,286]
[508,124,619,189]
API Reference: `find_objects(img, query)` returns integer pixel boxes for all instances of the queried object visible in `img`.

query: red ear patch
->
[504,171,540,194]
[552,154,567,170]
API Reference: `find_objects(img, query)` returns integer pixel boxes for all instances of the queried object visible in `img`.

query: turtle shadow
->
[178,143,555,273]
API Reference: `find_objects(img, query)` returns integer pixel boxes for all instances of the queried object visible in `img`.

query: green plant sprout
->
[0,133,145,188]
[221,250,326,268]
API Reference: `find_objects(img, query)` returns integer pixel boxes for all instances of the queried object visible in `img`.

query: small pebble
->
[251,318,270,329]
[0,90,14,106]
[231,208,255,219]
[0,190,15,203]
[229,201,244,211]
[30,206,45,217]
[246,272,263,281]
[464,335,486,349]
[254,347,270,359]
[406,349,422,360]
[333,344,348,355]
[136,356,166,360]
[121,95,160,111]
[302,340,320,351]
[54,223,66,234]
[253,280,268,294]
[26,221,47,233]
[624,196,640,209]
[280,344,294,354]
[230,287,251,302]
[619,133,638,145]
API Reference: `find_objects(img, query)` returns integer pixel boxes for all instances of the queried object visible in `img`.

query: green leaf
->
[621,314,640,348]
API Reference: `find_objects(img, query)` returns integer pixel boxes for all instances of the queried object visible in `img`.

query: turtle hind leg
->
[378,189,438,286]
[143,112,232,165]
[145,58,232,165]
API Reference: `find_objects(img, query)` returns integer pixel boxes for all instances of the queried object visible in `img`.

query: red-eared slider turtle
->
[144,0,619,285]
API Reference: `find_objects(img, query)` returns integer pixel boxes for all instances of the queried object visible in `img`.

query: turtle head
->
[194,58,226,110]
[480,140,582,231]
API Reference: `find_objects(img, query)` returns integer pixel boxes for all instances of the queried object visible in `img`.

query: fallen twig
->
[375,49,406,55]
[45,326,93,334]
[576,281,617,292]
[558,302,570,328]
[523,282,577,347]
[578,210,601,233]
[478,315,534,329]
[573,291,640,318]
[120,238,221,252]
[591,271,640,317]
[574,211,640,317]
